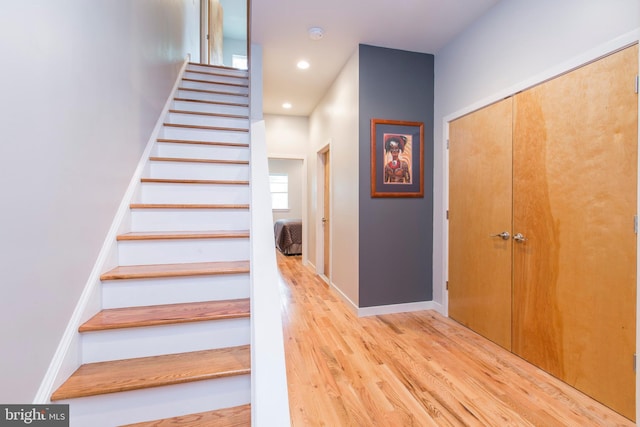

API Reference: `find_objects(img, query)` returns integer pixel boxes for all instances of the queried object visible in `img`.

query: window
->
[232,54,248,70]
[269,173,289,210]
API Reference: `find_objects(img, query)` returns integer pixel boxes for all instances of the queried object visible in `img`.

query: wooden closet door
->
[449,98,513,350]
[512,45,638,420]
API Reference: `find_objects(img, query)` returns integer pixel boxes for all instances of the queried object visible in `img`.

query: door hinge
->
[634,354,637,372]
[446,210,449,220]
[635,75,639,94]
[634,215,638,234]
[446,280,449,290]
[446,139,450,149]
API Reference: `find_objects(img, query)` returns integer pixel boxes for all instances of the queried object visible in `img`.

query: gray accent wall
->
[358,44,434,307]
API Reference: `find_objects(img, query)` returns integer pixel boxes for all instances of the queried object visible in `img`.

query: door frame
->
[316,142,331,283]
[441,34,640,420]
[267,153,308,265]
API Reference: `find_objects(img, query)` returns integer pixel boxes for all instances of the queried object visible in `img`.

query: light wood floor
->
[277,252,635,426]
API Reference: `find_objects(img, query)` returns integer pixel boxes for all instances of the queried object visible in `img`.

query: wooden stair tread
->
[173,97,249,107]
[141,178,249,185]
[120,404,251,427]
[149,156,249,165]
[177,87,249,97]
[129,203,249,209]
[100,260,250,281]
[117,230,250,241]
[80,299,250,332]
[168,109,248,119]
[50,346,251,401]
[182,78,248,88]
[162,123,249,132]
[156,138,249,148]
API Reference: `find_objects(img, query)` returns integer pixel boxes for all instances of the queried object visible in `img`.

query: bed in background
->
[274,219,302,255]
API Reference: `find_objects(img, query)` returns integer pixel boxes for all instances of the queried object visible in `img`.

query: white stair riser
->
[176,88,248,105]
[130,209,250,231]
[183,71,248,85]
[117,238,250,265]
[82,319,250,363]
[186,65,248,78]
[161,125,250,144]
[102,274,250,309]
[62,375,250,427]
[139,183,250,204]
[172,99,249,116]
[166,112,249,129]
[153,143,250,161]
[181,79,249,95]
[148,161,250,181]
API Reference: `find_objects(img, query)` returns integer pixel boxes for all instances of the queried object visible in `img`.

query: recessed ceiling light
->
[282,102,292,109]
[297,60,310,70]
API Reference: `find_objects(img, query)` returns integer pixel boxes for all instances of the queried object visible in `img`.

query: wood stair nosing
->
[168,109,249,120]
[156,138,249,148]
[182,78,249,89]
[185,68,250,80]
[177,87,249,97]
[100,260,250,281]
[129,203,249,210]
[162,123,249,133]
[173,97,249,108]
[140,178,249,186]
[79,299,250,332]
[148,156,249,165]
[117,230,250,241]
[50,345,251,401]
[119,404,251,427]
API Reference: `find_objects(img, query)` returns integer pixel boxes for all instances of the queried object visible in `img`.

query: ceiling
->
[251,0,502,117]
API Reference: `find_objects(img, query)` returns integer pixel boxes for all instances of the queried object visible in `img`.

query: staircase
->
[50,63,254,426]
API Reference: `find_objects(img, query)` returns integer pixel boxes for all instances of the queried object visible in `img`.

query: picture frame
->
[370,118,424,198]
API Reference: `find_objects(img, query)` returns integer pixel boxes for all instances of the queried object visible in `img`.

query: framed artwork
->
[370,118,424,198]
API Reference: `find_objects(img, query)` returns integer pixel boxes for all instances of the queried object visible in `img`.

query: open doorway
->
[200,0,248,68]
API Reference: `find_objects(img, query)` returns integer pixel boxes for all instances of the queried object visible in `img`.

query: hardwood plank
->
[277,252,635,426]
[116,230,250,241]
[148,156,249,165]
[156,138,249,148]
[120,404,251,427]
[129,203,249,209]
[100,260,249,281]
[140,178,249,185]
[79,299,250,332]
[51,346,250,401]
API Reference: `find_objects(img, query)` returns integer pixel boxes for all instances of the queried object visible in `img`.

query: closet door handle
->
[490,231,510,240]
[513,233,527,243]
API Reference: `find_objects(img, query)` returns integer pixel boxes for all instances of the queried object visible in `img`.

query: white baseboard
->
[327,279,445,318]
[358,300,443,317]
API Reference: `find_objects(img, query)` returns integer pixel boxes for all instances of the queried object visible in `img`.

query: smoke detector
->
[308,27,324,41]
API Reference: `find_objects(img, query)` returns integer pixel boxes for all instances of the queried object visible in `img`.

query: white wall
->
[433,0,640,308]
[264,114,309,157]
[308,50,360,304]
[0,0,199,403]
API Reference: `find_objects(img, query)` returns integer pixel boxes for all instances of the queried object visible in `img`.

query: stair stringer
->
[33,56,192,405]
